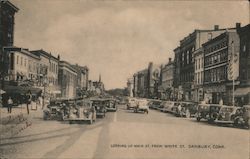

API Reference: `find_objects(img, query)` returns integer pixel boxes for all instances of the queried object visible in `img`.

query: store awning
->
[3,85,42,96]
[234,87,250,97]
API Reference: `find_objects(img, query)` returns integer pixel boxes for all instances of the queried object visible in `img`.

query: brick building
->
[203,28,240,105]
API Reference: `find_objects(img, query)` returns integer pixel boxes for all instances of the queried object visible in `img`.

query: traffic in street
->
[0,99,249,159]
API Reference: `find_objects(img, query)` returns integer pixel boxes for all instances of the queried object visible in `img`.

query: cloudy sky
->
[12,0,249,89]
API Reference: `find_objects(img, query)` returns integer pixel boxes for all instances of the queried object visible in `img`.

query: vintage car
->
[165,101,180,114]
[105,99,117,112]
[216,106,242,125]
[91,99,107,118]
[134,99,149,114]
[196,104,223,122]
[157,101,167,112]
[233,105,250,128]
[148,100,162,109]
[173,102,198,118]
[43,98,69,120]
[126,97,138,110]
[64,100,96,124]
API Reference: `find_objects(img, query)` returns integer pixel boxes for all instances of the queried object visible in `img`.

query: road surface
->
[0,104,249,159]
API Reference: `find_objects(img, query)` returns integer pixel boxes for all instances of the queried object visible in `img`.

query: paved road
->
[0,104,249,159]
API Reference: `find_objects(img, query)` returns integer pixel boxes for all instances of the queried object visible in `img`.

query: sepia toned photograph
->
[0,0,249,158]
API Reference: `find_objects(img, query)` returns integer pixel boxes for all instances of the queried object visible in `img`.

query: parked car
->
[43,98,69,120]
[148,100,162,109]
[166,101,180,114]
[156,101,166,111]
[216,106,242,125]
[134,99,149,114]
[233,105,250,129]
[105,99,117,112]
[127,97,138,110]
[173,102,198,118]
[196,104,210,122]
[64,100,96,124]
[91,99,107,118]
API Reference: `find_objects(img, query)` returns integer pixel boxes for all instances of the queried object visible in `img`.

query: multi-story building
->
[159,58,174,100]
[58,61,77,98]
[236,24,250,105]
[173,47,182,100]
[72,64,89,91]
[176,25,233,101]
[0,0,18,87]
[127,78,134,97]
[133,73,138,97]
[203,27,240,105]
[3,47,40,83]
[193,47,204,102]
[132,62,160,98]
[31,50,59,87]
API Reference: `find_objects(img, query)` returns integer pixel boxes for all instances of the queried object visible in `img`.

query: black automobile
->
[91,99,106,118]
[196,104,223,123]
[104,99,117,112]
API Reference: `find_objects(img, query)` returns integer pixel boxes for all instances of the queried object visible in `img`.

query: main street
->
[0,104,249,159]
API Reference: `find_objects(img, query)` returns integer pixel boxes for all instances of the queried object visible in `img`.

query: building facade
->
[236,24,250,105]
[3,47,40,84]
[159,58,174,100]
[31,50,59,88]
[58,61,77,98]
[176,25,232,101]
[203,29,240,105]
[0,0,18,87]
[193,47,204,102]
[127,78,134,97]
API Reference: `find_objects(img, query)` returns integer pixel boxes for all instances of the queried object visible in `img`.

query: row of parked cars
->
[43,97,117,124]
[127,98,250,129]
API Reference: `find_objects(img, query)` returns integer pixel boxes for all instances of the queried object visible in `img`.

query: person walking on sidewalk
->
[26,90,32,114]
[7,96,13,113]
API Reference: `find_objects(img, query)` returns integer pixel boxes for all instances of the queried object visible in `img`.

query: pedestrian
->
[7,96,13,113]
[26,90,32,114]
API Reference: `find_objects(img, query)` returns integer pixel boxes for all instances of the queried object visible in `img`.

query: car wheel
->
[196,117,201,122]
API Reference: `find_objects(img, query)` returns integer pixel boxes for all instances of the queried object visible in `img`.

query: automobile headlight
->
[84,110,88,113]
[97,107,100,110]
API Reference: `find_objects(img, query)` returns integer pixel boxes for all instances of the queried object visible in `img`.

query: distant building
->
[127,78,134,97]
[132,62,160,99]
[236,24,250,105]
[203,27,240,105]
[72,64,89,91]
[0,0,19,84]
[159,58,174,100]
[58,61,77,98]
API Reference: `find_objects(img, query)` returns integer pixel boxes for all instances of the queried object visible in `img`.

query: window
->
[16,55,19,64]
[198,58,200,69]
[187,51,189,64]
[24,59,26,67]
[208,33,212,41]
[242,44,246,52]
[20,57,23,66]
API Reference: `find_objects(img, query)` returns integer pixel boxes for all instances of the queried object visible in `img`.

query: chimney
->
[214,25,219,30]
[236,23,241,30]
[169,58,172,63]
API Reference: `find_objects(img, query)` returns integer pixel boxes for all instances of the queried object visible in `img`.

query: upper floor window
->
[16,55,19,65]
[187,51,189,64]
[208,33,212,41]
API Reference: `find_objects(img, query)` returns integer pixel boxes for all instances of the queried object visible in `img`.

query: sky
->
[11,0,249,90]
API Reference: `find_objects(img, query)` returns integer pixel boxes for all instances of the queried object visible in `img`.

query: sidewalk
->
[0,103,43,139]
